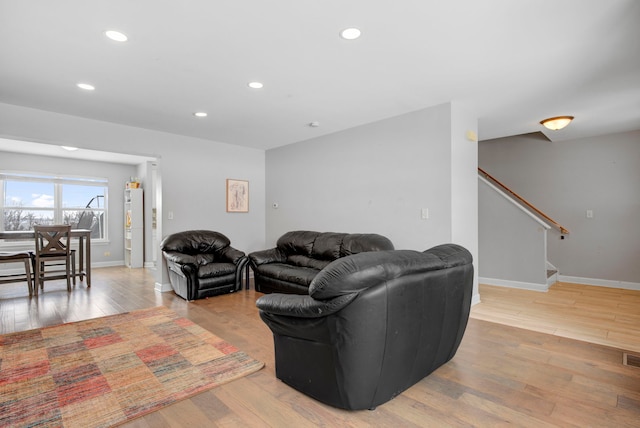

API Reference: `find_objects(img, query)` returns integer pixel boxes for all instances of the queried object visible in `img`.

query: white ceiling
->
[1,0,639,151]
[0,138,156,165]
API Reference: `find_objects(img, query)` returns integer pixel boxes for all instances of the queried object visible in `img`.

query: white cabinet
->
[124,188,143,268]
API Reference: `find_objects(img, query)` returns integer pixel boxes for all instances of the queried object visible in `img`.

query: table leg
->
[86,235,91,287]
[78,236,85,280]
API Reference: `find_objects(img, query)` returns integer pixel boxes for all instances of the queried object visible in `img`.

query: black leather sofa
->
[248,230,394,294]
[256,244,473,410]
[160,230,247,301]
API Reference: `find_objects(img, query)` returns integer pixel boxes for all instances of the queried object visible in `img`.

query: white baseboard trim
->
[479,277,549,292]
[558,275,640,291]
[471,293,481,306]
[154,282,173,293]
[91,260,125,268]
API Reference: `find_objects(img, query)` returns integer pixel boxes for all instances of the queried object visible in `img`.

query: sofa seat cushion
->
[287,255,332,271]
[163,252,217,266]
[198,273,237,291]
[256,263,319,286]
[199,262,237,279]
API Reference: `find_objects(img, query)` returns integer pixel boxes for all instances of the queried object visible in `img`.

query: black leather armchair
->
[256,244,473,410]
[160,230,247,301]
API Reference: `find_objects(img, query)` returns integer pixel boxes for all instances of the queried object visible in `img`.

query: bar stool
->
[0,251,34,296]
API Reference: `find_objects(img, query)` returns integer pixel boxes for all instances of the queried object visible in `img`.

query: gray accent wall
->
[479,130,640,286]
[266,102,479,299]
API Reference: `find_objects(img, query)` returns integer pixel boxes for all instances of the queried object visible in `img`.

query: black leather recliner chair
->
[160,230,247,301]
[256,244,473,410]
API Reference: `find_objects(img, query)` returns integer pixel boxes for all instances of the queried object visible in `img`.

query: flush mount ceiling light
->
[247,81,264,89]
[105,30,128,42]
[76,83,95,91]
[193,112,208,118]
[61,146,79,151]
[340,27,362,40]
[540,116,574,130]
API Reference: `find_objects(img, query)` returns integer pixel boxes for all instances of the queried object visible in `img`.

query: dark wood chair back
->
[0,251,34,296]
[34,225,75,293]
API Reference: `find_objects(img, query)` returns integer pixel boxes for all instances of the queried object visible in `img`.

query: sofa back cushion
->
[161,230,230,255]
[341,233,394,256]
[276,231,395,263]
[276,231,319,256]
[309,244,472,300]
[311,233,347,260]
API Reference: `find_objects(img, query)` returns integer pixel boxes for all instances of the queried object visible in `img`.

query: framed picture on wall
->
[226,179,249,213]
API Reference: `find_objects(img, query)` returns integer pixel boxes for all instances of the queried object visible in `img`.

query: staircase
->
[479,168,568,292]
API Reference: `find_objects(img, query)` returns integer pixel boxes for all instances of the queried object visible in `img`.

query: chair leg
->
[33,260,41,296]
[24,258,33,297]
[40,261,45,290]
[66,258,71,292]
[72,256,76,286]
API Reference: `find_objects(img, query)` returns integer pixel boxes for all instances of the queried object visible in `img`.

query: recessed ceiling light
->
[193,112,208,118]
[340,27,361,40]
[248,81,264,89]
[61,146,79,151]
[77,83,95,91]
[105,30,128,42]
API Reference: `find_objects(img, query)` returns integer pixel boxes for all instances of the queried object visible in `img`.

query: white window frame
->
[0,171,109,243]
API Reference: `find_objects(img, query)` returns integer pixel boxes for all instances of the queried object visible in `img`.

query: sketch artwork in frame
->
[226,179,249,213]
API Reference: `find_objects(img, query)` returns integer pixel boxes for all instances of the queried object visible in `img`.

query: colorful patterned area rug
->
[0,306,264,427]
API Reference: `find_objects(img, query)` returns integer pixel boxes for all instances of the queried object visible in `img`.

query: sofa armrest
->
[423,243,473,267]
[256,293,357,318]
[219,246,246,264]
[249,248,286,267]
[162,251,197,265]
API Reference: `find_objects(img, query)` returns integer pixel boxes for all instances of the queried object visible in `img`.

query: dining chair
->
[0,251,34,296]
[33,225,76,294]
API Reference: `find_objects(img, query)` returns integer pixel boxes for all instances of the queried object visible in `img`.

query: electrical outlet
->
[421,208,429,219]
[104,251,110,257]
[586,210,593,219]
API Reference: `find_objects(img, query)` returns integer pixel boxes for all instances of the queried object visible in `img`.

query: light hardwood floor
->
[471,282,640,354]
[1,268,639,427]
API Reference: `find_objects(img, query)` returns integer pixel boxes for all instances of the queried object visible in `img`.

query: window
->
[1,172,108,239]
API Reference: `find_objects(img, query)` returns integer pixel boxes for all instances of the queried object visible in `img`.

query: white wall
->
[0,102,266,287]
[0,151,136,265]
[266,104,451,248]
[0,100,483,296]
[450,102,479,298]
[479,130,640,287]
[266,102,479,299]
[479,177,549,290]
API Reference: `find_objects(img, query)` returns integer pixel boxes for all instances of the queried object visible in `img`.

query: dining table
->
[0,229,92,286]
